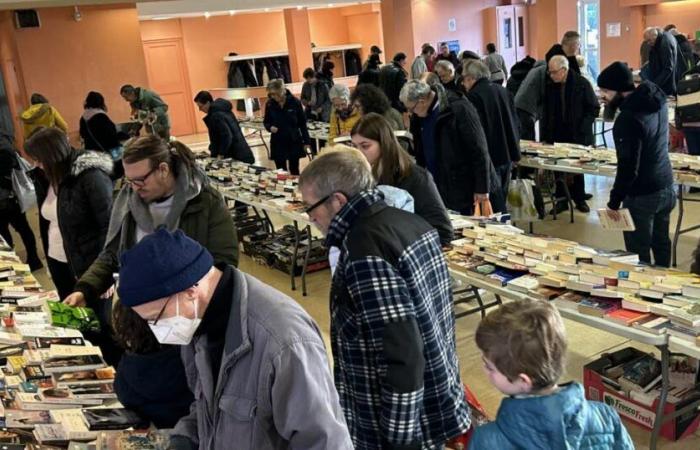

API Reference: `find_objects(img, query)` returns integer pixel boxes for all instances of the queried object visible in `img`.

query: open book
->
[597,208,636,231]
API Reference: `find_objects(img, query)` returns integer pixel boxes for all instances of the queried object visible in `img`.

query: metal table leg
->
[672,186,684,267]
[649,344,671,450]
[290,220,301,291]
[300,225,312,296]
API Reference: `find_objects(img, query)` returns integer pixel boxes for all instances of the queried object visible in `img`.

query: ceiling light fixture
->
[229,10,236,15]
[204,11,211,18]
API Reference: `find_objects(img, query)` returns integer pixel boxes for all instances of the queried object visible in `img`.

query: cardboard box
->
[584,347,700,441]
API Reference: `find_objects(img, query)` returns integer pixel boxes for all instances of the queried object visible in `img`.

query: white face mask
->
[148,294,202,346]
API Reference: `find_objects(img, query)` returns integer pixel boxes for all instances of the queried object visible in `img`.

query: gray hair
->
[462,60,491,80]
[644,27,660,39]
[329,84,350,101]
[434,60,455,75]
[299,147,375,198]
[399,79,432,105]
[549,55,569,71]
[266,79,285,95]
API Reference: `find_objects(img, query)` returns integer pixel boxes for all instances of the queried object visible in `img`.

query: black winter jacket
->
[115,345,194,429]
[79,111,119,153]
[263,90,310,161]
[608,82,674,210]
[410,90,497,214]
[649,31,678,96]
[358,68,380,87]
[675,34,696,80]
[0,133,17,200]
[466,78,521,167]
[203,99,255,163]
[379,62,408,113]
[395,164,454,246]
[540,69,599,146]
[506,56,536,98]
[34,151,113,278]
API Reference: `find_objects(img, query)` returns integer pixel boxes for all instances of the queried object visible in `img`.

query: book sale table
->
[518,140,700,267]
[446,220,700,450]
[0,237,172,448]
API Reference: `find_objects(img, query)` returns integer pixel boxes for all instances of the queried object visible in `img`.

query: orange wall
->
[645,1,700,37]
[600,1,645,70]
[309,9,349,46]
[556,0,578,41]
[381,0,415,60]
[13,4,148,139]
[346,9,384,62]
[0,11,27,144]
[411,0,504,58]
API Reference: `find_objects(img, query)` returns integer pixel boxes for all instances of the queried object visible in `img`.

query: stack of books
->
[447,221,700,345]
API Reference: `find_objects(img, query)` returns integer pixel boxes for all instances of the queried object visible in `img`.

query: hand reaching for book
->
[63,292,86,308]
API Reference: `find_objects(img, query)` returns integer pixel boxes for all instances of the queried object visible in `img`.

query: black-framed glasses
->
[304,194,332,214]
[125,166,158,187]
[147,295,174,326]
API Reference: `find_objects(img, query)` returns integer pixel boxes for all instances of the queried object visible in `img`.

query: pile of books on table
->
[520,139,700,183]
[447,224,700,346]
[0,238,153,449]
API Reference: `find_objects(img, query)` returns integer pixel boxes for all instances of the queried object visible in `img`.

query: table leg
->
[650,344,670,450]
[301,225,312,296]
[290,220,301,291]
[259,130,271,160]
[672,186,684,268]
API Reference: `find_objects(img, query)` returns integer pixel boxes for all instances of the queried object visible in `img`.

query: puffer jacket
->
[21,103,68,138]
[608,81,674,209]
[203,99,255,163]
[468,383,633,450]
[34,151,113,279]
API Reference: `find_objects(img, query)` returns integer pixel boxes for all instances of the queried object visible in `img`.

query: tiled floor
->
[10,135,700,448]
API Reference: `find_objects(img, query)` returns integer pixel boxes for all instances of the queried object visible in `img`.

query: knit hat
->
[118,228,213,307]
[597,62,635,92]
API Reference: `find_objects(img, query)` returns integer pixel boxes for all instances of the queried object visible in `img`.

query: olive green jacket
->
[75,184,238,302]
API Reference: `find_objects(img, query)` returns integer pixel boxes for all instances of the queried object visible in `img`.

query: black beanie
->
[597,62,635,92]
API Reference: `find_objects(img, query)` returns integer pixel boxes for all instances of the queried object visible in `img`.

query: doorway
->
[578,0,600,81]
[142,38,196,138]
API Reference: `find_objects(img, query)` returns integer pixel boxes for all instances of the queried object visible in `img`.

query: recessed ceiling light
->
[204,11,211,18]
[229,10,235,15]
[265,8,270,12]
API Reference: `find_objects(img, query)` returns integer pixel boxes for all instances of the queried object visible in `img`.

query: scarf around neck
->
[105,160,204,252]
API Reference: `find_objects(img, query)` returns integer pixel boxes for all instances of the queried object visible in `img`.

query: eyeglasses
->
[147,295,174,326]
[125,166,158,187]
[303,194,332,214]
[406,101,419,114]
[548,67,565,76]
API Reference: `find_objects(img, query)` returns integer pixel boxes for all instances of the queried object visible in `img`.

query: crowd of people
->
[1,27,699,449]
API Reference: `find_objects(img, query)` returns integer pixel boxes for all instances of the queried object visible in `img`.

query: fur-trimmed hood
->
[71,150,113,178]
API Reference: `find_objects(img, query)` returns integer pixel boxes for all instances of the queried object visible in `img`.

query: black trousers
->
[46,257,77,301]
[274,157,300,176]
[0,198,41,265]
[555,173,586,204]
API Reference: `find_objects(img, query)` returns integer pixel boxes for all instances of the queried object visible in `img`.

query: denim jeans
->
[622,186,676,267]
[685,127,700,156]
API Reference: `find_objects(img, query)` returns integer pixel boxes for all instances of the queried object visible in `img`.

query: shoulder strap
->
[84,117,106,152]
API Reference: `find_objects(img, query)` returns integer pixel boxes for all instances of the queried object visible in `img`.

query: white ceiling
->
[137,0,378,19]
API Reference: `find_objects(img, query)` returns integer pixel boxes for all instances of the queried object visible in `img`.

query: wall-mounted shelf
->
[312,43,362,53]
[223,51,289,62]
[222,44,362,62]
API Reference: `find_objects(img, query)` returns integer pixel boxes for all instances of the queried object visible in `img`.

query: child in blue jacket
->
[469,300,634,450]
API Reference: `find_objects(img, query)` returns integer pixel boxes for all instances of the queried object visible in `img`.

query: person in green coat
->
[63,135,238,308]
[120,85,171,140]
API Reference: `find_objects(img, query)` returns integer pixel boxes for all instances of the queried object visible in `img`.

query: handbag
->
[11,154,37,213]
[507,179,539,222]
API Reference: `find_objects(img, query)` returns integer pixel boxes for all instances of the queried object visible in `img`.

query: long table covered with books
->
[446,220,700,450]
[0,237,170,449]
[519,140,700,267]
[201,158,324,296]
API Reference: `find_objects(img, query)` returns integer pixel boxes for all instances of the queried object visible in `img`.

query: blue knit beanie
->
[118,228,214,307]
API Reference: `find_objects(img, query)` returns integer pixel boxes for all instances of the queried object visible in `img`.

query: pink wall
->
[14,4,149,139]
[645,1,700,37]
[410,0,503,58]
[600,1,645,70]
[309,9,349,46]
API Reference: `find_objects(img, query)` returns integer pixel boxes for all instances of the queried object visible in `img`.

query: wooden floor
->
[11,135,700,448]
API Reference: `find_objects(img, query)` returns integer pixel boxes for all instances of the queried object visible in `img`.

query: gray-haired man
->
[299,149,470,450]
